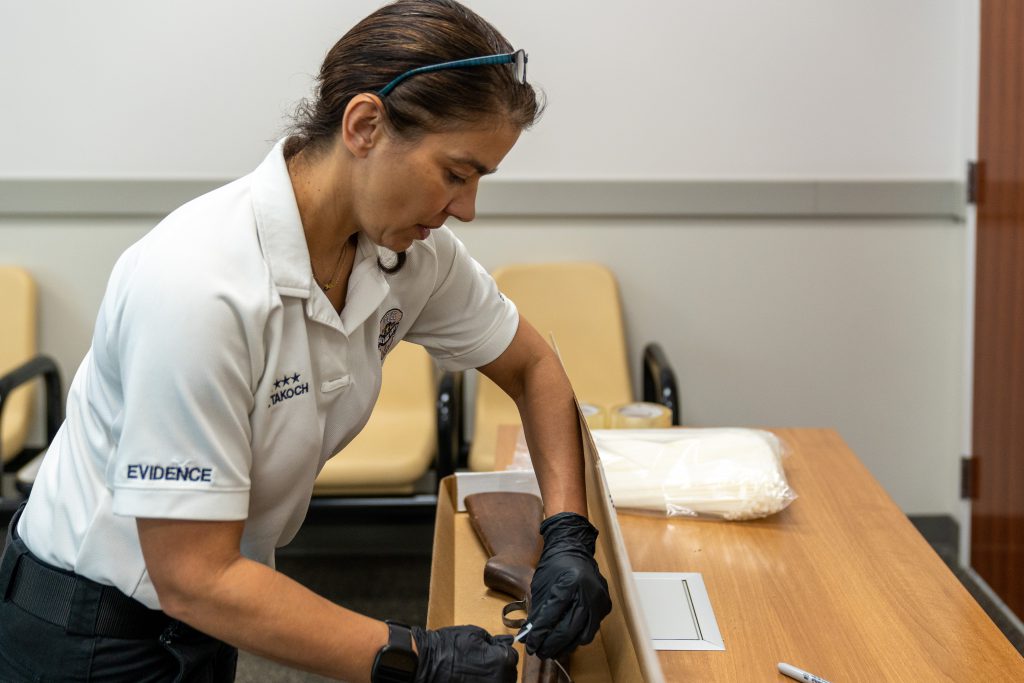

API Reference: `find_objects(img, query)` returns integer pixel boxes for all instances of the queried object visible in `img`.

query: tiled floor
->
[234,549,432,682]
[234,516,434,682]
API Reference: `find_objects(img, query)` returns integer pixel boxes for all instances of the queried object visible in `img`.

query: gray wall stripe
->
[0,179,966,219]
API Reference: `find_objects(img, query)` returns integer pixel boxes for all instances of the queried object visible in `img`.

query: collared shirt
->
[19,140,518,609]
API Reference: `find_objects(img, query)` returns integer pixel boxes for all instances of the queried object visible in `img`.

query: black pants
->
[0,505,237,682]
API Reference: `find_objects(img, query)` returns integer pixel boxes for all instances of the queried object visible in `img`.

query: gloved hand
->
[519,511,612,659]
[411,624,518,683]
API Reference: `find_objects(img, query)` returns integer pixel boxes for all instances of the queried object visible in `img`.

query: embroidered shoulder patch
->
[378,308,403,360]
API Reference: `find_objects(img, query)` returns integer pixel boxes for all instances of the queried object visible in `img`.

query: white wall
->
[0,1,974,516]
[957,0,981,564]
[461,217,965,516]
[0,0,964,179]
[0,214,965,516]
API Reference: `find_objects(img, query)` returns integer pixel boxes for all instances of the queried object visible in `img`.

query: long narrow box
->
[427,404,665,682]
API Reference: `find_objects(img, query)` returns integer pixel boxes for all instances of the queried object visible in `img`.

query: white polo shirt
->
[19,140,518,609]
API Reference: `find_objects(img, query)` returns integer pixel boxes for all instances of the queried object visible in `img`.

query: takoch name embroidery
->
[126,464,213,482]
[270,372,309,406]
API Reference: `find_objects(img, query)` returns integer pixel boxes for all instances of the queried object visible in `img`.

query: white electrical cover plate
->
[634,572,725,651]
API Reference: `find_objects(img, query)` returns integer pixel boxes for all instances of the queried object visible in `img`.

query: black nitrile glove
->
[519,512,612,659]
[411,625,518,683]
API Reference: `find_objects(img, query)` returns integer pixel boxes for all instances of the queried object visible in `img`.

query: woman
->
[0,1,610,681]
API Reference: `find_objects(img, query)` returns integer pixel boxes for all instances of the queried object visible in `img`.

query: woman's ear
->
[341,94,386,158]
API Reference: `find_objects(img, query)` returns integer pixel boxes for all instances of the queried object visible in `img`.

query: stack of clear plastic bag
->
[589,428,797,520]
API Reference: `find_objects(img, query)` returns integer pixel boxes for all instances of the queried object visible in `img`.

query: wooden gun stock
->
[465,492,570,683]
[465,491,543,601]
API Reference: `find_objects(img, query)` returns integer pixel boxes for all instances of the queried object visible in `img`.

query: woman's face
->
[355,118,521,252]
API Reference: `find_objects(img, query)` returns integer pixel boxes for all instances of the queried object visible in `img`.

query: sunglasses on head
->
[377,49,528,97]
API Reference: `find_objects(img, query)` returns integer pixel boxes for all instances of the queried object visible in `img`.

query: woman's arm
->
[138,517,518,682]
[137,517,387,682]
[477,317,611,659]
[477,317,587,518]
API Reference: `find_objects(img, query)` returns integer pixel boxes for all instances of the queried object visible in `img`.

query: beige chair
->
[0,267,62,503]
[468,262,678,472]
[1,268,38,464]
[312,341,450,499]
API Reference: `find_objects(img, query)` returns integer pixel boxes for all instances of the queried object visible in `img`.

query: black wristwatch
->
[371,620,419,683]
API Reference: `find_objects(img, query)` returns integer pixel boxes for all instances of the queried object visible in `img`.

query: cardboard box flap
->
[577,399,666,683]
[554,333,665,682]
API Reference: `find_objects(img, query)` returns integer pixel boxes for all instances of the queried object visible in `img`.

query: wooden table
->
[496,426,1024,682]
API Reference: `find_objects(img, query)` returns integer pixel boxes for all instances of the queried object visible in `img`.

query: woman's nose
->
[446,183,478,223]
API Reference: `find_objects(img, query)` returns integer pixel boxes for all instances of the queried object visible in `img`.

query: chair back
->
[0,267,38,463]
[470,262,633,471]
[313,340,437,495]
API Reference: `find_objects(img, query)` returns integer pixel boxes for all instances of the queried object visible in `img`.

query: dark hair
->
[284,0,543,159]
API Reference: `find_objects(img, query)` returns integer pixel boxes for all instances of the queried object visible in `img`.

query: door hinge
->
[960,456,977,500]
[967,160,980,205]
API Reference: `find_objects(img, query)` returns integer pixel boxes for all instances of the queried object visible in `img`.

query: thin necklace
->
[312,238,352,292]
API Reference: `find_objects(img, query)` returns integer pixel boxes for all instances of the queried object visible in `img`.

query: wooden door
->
[971,0,1024,618]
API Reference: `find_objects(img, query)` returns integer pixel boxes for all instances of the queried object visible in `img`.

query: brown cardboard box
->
[426,408,665,682]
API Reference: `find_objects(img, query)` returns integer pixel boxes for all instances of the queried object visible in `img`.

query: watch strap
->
[386,620,413,650]
[371,620,418,683]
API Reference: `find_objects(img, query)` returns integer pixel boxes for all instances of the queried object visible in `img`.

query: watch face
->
[379,648,418,674]
[373,646,418,683]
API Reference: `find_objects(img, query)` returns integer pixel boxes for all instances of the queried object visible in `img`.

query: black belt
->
[1,505,174,639]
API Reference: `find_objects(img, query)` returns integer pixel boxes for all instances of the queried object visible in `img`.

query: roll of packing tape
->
[579,402,607,429]
[610,402,672,429]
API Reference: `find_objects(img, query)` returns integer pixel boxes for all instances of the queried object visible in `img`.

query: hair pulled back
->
[285,0,543,160]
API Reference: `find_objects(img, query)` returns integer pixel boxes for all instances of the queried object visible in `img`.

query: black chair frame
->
[0,354,63,517]
[642,343,680,426]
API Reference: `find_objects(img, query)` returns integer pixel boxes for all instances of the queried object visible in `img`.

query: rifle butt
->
[465,492,544,600]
